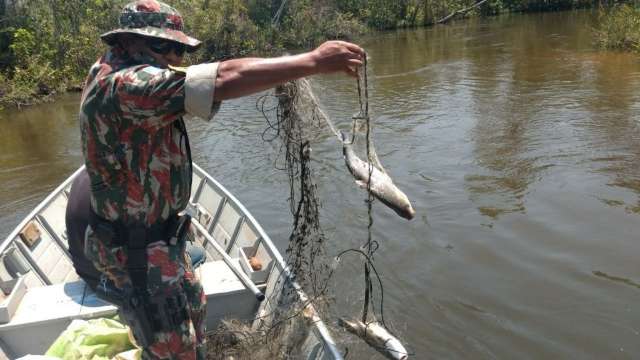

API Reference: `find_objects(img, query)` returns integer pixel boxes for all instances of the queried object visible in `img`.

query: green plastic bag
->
[45,317,139,360]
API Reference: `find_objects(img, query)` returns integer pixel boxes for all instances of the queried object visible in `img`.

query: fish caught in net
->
[205,59,413,359]
[266,70,412,359]
[204,78,337,360]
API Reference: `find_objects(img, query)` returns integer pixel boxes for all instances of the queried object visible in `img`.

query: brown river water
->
[1,10,639,359]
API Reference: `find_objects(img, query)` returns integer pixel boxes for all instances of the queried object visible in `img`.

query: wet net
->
[205,78,336,359]
[206,60,410,359]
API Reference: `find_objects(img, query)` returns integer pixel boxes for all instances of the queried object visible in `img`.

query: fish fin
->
[355,180,368,188]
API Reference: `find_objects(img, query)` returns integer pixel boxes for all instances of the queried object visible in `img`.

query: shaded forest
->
[0,0,617,107]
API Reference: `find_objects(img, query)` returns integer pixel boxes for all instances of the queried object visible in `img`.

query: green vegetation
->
[595,3,640,52]
[0,0,595,108]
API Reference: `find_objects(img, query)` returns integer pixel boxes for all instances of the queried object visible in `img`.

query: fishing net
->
[206,59,410,359]
[204,79,336,359]
[272,78,332,296]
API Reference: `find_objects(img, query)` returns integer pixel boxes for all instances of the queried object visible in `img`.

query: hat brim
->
[101,27,201,52]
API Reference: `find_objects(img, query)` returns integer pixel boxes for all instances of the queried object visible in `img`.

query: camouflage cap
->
[101,0,201,51]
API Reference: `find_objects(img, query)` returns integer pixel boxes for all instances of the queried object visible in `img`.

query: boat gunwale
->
[0,166,85,256]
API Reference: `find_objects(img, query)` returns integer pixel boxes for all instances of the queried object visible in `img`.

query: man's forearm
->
[213,53,317,101]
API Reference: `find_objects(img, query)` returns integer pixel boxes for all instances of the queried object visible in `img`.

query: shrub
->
[595,4,640,52]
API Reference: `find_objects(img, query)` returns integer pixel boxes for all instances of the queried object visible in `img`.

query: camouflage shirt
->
[80,47,220,226]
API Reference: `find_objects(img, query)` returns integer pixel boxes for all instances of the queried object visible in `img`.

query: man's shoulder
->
[118,64,187,82]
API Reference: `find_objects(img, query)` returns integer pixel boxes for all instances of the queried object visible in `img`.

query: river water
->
[1,10,639,359]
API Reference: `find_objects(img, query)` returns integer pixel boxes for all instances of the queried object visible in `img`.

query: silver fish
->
[342,132,415,220]
[338,318,409,360]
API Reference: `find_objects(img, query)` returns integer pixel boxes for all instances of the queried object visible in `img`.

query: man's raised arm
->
[214,41,365,101]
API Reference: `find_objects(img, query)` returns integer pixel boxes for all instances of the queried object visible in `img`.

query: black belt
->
[88,208,191,290]
[88,207,181,247]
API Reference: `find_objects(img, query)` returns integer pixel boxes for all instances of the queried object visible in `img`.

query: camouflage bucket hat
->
[101,0,201,51]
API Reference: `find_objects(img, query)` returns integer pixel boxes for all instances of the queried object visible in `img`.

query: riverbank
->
[0,0,598,109]
[595,4,640,52]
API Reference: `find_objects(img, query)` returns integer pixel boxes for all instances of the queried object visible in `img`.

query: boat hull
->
[0,165,343,360]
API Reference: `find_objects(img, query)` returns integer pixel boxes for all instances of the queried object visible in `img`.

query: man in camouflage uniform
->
[79,0,364,358]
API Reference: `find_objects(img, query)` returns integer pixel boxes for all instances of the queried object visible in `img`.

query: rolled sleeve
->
[185,62,221,121]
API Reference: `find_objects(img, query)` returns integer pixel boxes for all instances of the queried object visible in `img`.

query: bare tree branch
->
[436,0,490,24]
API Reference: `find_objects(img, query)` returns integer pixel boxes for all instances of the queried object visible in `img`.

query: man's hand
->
[310,41,365,77]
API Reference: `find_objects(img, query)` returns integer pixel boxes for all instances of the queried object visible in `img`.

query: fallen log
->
[436,0,490,24]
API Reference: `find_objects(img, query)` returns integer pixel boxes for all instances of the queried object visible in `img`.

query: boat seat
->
[197,259,263,330]
[89,242,207,308]
[84,256,262,337]
[90,255,261,332]
[0,280,117,358]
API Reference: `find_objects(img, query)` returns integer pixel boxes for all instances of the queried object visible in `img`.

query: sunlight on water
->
[1,10,639,359]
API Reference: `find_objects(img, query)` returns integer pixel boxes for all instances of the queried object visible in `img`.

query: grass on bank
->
[595,4,640,52]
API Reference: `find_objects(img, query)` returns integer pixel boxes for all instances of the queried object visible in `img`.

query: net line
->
[206,57,402,359]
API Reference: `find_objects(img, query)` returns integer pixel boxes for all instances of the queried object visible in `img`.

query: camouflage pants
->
[85,225,207,360]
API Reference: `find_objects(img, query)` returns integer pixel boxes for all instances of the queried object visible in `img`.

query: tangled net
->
[206,60,408,359]
[273,78,333,297]
[205,79,335,359]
